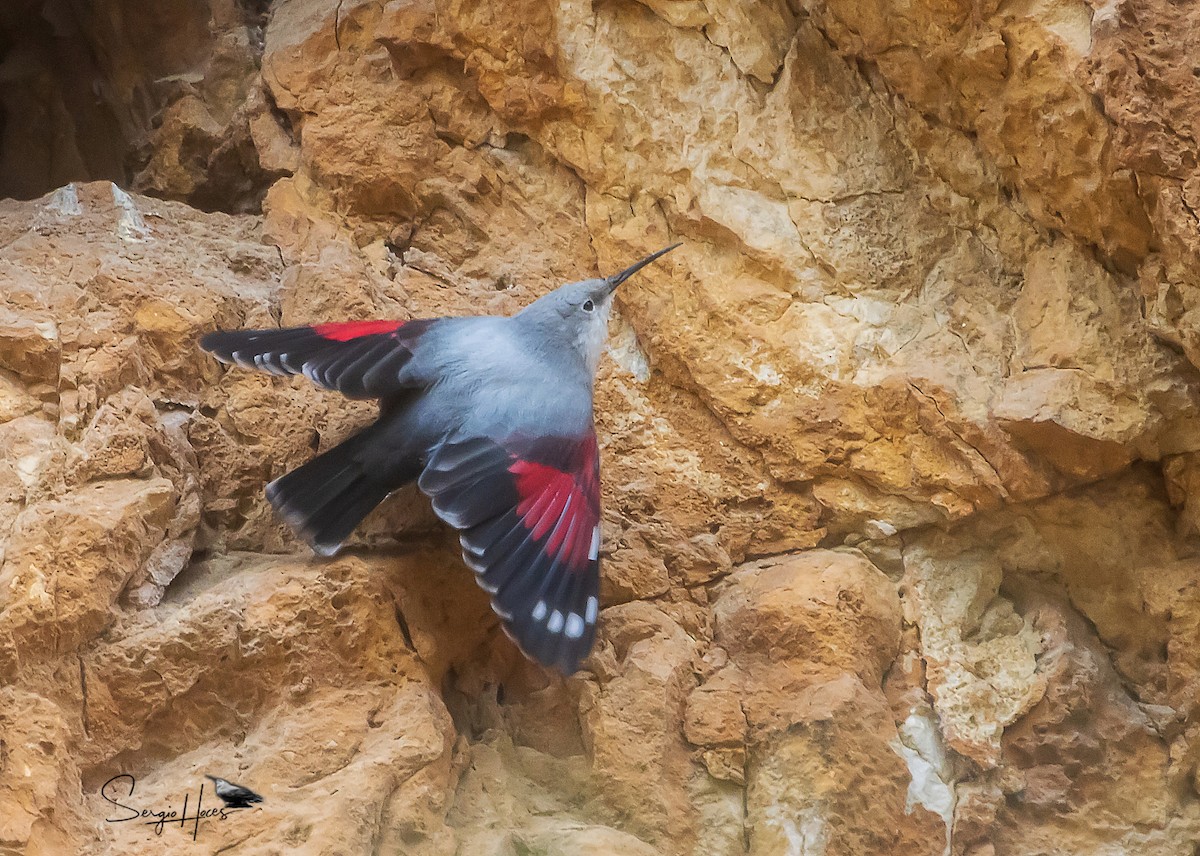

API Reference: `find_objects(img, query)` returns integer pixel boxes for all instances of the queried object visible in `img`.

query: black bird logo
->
[204,774,264,809]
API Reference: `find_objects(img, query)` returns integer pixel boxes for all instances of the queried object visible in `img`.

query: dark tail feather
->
[266,426,408,555]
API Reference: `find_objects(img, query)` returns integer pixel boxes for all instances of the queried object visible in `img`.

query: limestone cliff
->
[3,0,1200,853]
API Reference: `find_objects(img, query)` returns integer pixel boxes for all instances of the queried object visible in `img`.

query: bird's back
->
[409,314,596,444]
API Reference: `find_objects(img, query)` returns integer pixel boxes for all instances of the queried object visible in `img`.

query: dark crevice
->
[393,602,415,651]
[0,2,130,199]
[262,82,301,147]
[78,655,91,737]
[0,0,287,214]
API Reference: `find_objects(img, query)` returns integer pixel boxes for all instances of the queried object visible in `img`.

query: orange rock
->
[4,0,1200,849]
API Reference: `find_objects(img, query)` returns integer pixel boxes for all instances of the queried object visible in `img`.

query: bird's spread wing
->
[418,432,601,674]
[200,319,435,398]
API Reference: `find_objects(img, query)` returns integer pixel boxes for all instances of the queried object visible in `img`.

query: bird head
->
[519,243,681,373]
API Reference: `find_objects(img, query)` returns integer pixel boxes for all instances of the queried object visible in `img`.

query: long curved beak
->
[605,242,682,293]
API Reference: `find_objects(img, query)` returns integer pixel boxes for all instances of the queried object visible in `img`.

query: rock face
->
[3,1,1200,853]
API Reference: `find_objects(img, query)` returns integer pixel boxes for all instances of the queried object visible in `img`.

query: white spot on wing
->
[532,600,548,621]
[565,613,585,638]
[588,525,600,561]
[255,353,287,376]
[586,596,598,624]
[548,610,564,633]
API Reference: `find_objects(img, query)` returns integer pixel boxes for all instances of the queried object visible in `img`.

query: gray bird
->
[200,243,680,674]
[204,774,263,809]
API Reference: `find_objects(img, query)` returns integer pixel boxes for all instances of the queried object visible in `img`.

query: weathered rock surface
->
[4,0,1200,853]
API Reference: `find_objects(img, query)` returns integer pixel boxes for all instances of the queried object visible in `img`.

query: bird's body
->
[204,775,263,809]
[200,245,679,673]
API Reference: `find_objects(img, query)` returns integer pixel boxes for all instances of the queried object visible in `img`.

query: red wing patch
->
[418,432,602,674]
[313,320,407,341]
[509,435,599,574]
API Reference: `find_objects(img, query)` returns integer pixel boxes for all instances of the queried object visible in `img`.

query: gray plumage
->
[200,243,681,673]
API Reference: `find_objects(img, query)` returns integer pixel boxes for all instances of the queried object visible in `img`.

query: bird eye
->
[582,299,595,312]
